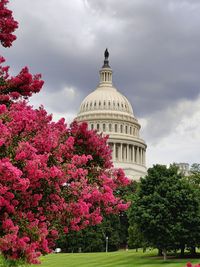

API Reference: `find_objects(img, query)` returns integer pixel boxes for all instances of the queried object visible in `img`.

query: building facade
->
[75,50,147,180]
[174,162,190,176]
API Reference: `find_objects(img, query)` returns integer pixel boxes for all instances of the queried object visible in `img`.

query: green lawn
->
[35,250,200,267]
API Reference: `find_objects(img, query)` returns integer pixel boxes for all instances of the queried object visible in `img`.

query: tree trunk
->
[158,248,162,256]
[180,245,185,257]
[190,246,196,256]
[163,249,167,261]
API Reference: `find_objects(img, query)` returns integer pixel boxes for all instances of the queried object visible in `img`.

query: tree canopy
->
[128,164,200,258]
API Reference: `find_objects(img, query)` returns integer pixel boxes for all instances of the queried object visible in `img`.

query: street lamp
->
[106,236,109,253]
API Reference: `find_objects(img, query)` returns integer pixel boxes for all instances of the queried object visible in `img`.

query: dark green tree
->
[128,223,149,251]
[116,180,138,248]
[56,214,120,252]
[128,164,200,260]
[190,163,200,174]
[188,163,200,187]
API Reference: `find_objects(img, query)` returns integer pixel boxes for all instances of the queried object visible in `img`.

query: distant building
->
[75,49,147,180]
[174,162,190,176]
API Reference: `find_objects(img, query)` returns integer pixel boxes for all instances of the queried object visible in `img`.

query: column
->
[113,143,116,161]
[120,143,122,162]
[142,149,144,164]
[135,146,137,163]
[124,145,126,162]
[141,149,143,164]
[124,144,126,162]
[138,147,140,164]
[136,147,139,164]
[130,145,132,162]
[127,144,130,162]
[141,149,143,165]
[143,150,146,165]
[132,146,134,162]
[139,148,142,164]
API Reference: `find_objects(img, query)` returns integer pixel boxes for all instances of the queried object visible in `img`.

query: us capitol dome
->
[75,49,147,180]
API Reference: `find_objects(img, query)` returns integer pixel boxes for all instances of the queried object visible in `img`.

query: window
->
[115,124,117,132]
[109,124,112,132]
[91,124,94,130]
[104,101,106,106]
[130,127,132,135]
[125,126,128,134]
[94,102,96,107]
[120,125,123,133]
[97,124,99,131]
[103,123,106,131]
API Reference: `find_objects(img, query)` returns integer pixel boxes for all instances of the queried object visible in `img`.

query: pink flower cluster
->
[0,0,18,47]
[0,56,44,104]
[0,102,130,264]
[186,263,200,267]
[0,0,43,105]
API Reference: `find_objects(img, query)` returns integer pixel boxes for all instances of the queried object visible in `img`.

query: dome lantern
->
[99,49,112,86]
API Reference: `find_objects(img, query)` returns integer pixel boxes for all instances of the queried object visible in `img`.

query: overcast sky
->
[2,0,200,167]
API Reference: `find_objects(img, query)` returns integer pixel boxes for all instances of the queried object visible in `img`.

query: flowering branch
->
[0,0,18,47]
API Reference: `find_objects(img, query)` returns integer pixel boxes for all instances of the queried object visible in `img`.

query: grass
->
[33,249,200,267]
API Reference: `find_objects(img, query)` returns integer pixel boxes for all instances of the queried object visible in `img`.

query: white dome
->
[79,85,134,116]
[75,49,147,180]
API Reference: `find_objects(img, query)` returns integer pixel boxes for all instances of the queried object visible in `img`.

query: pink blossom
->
[0,104,7,113]
[186,263,200,267]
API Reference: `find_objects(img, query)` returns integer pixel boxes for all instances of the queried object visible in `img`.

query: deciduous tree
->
[128,164,200,260]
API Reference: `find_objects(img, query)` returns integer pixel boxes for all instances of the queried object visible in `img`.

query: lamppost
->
[106,236,109,253]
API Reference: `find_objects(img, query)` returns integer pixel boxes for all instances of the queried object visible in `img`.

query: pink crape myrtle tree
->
[186,263,200,267]
[0,1,130,266]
